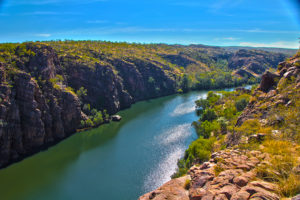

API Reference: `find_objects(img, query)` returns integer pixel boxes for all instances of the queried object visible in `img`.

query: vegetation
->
[173,89,251,178]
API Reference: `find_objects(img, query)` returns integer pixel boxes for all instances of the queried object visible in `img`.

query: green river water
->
[0,89,237,200]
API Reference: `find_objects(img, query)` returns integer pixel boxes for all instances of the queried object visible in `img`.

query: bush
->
[76,87,87,100]
[184,137,215,167]
[235,98,248,112]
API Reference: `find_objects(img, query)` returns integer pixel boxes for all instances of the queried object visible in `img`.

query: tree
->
[76,87,87,100]
[195,99,210,116]
[181,74,190,93]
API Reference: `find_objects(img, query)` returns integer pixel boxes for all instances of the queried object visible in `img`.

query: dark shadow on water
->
[0,93,179,200]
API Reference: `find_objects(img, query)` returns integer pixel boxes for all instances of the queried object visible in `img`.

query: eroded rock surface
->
[140,150,281,200]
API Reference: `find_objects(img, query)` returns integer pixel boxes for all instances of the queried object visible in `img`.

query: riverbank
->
[139,52,300,200]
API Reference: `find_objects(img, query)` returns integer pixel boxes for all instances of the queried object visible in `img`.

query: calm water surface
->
[0,89,237,200]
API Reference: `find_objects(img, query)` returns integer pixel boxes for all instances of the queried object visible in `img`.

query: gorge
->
[0,41,291,168]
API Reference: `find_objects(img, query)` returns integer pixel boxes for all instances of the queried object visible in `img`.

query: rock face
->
[0,47,83,167]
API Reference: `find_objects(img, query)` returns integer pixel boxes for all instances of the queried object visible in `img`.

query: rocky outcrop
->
[236,52,300,127]
[139,176,190,200]
[140,149,281,200]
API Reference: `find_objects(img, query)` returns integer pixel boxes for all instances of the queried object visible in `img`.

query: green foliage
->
[184,137,216,167]
[76,87,87,99]
[193,120,220,138]
[201,109,217,122]
[217,117,228,134]
[195,99,209,115]
[177,88,183,93]
[84,118,94,127]
[49,75,64,84]
[180,74,191,93]
[184,179,191,190]
[207,91,220,105]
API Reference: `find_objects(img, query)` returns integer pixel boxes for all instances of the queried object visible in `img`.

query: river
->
[0,88,238,200]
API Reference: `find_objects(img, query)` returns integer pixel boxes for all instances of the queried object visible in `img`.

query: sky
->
[0,0,299,48]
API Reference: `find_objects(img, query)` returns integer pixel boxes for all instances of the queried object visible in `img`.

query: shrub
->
[184,179,191,190]
[214,164,224,176]
[235,98,248,112]
[184,137,216,168]
[93,111,104,125]
[85,118,94,127]
[76,87,87,99]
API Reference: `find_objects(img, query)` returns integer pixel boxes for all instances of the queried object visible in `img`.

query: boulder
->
[258,71,280,92]
[139,176,190,200]
[111,115,122,121]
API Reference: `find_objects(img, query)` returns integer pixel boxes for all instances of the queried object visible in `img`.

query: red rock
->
[217,184,239,199]
[249,181,278,192]
[231,191,251,200]
[233,176,249,187]
[139,176,190,200]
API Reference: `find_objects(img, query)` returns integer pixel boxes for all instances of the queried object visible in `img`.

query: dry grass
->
[257,140,300,197]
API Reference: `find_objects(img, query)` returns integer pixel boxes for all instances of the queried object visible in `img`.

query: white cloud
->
[215,37,239,41]
[224,37,238,40]
[239,41,299,49]
[35,34,51,37]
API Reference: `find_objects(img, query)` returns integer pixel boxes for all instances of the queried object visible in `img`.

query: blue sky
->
[0,0,299,48]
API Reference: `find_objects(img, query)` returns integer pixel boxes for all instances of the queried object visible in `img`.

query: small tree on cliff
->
[181,74,190,93]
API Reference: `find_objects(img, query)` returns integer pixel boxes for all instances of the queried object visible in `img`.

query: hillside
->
[140,51,300,200]
[0,41,289,168]
[223,46,297,56]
